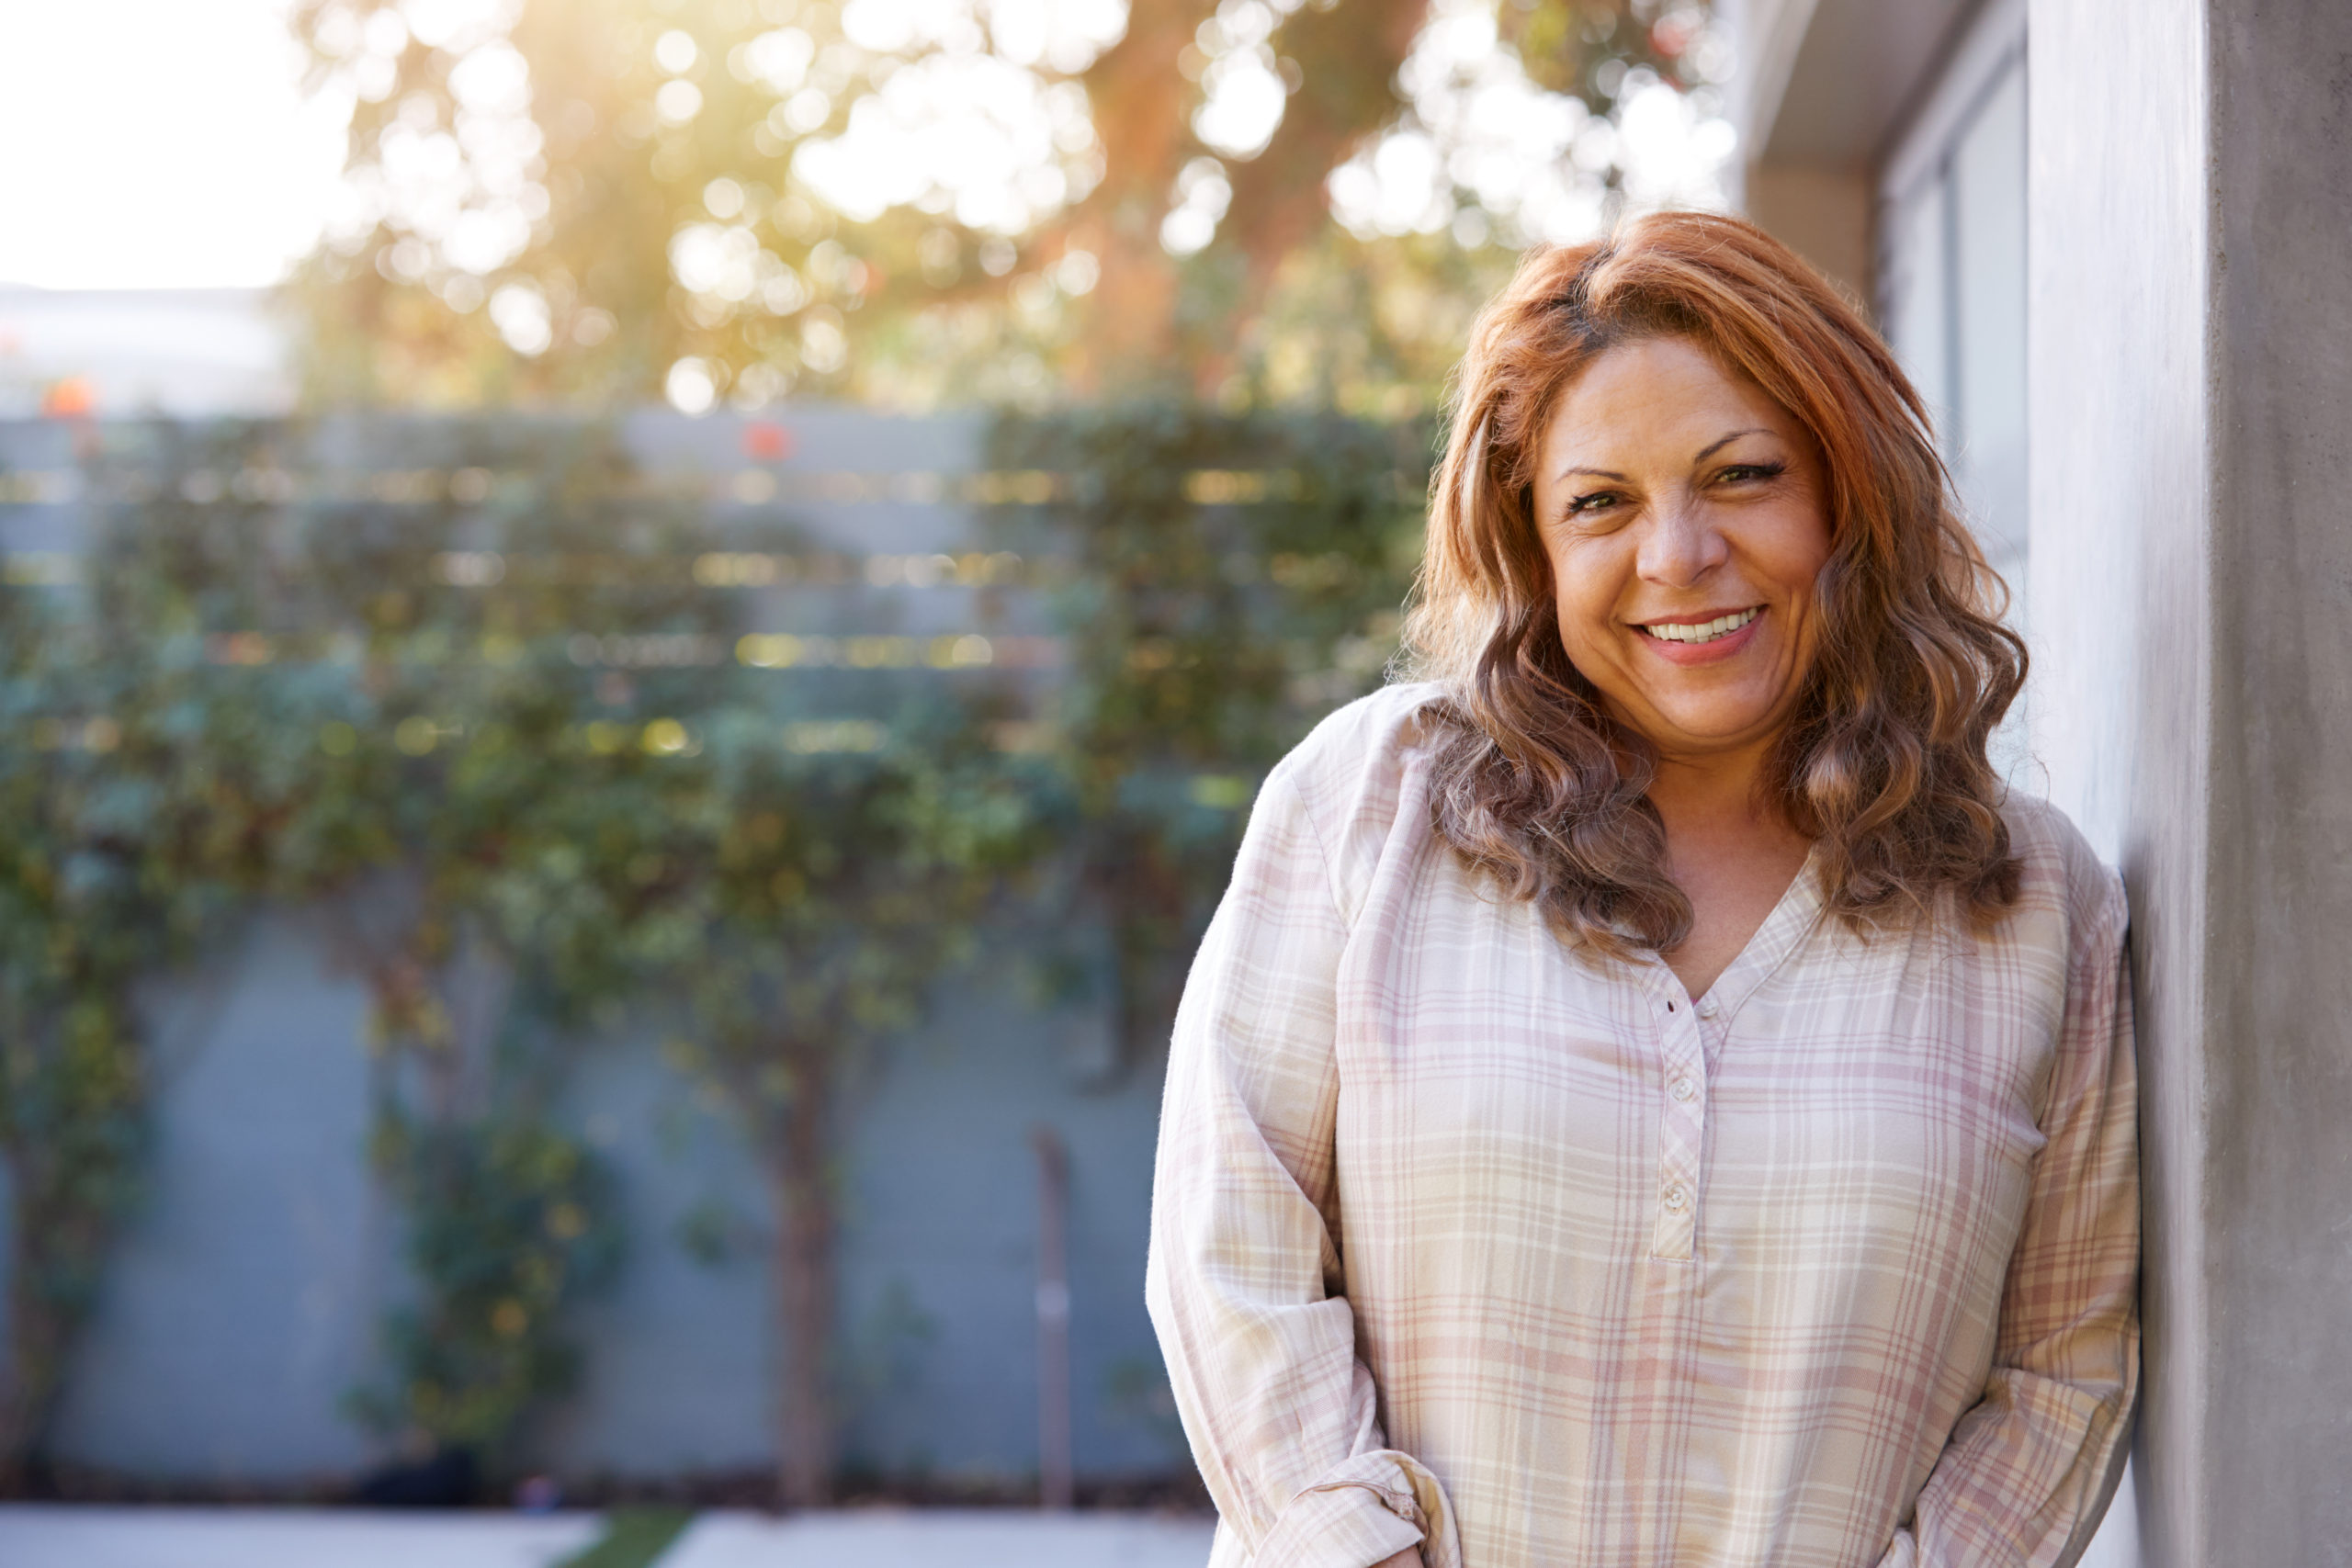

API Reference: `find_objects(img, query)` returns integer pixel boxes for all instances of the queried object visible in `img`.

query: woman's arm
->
[1145,765,1459,1568]
[1880,876,2141,1568]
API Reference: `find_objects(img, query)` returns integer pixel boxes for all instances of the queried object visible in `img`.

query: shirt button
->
[1662,1183,1690,1213]
[1670,1076,1696,1102]
[1695,997,1720,1019]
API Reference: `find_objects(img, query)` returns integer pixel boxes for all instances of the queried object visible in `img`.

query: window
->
[1882,51,2027,576]
[1879,15,2030,783]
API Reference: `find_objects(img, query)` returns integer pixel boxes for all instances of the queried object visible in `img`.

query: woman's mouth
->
[1638,606,1760,645]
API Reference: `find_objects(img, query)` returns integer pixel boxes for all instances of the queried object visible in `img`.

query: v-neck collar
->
[1643,842,1826,1024]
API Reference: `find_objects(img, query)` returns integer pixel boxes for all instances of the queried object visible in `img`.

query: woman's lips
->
[1634,607,1766,666]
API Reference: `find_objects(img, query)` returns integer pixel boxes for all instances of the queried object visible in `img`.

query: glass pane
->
[1882,169,1953,457]
[1951,57,2028,569]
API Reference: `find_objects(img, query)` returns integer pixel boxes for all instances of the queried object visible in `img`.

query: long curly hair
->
[1402,210,2026,956]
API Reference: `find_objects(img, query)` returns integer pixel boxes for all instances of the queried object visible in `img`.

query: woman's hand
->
[1372,1550,1427,1568]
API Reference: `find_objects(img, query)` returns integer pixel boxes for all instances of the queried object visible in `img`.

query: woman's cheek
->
[1549,542,1627,661]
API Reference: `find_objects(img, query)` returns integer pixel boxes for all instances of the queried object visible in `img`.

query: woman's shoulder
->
[1260,681,1452,911]
[1996,791,2128,947]
[1270,680,1449,807]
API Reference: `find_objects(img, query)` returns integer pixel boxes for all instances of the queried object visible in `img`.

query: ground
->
[0,1505,1219,1568]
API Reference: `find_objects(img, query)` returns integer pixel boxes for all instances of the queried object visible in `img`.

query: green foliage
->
[640,707,1050,1503]
[997,404,1431,772]
[651,715,1052,1141]
[989,403,1436,1061]
[0,402,1432,1494]
[2,412,1059,1493]
[1501,0,1715,112]
[352,1106,625,1451]
[840,1276,938,1407]
[289,0,1721,409]
[58,416,730,1470]
[558,1507,697,1568]
[0,429,274,1476]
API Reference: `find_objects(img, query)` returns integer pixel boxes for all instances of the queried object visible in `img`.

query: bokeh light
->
[0,0,348,288]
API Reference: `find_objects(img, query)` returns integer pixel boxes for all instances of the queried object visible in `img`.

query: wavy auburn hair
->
[1404,210,2026,956]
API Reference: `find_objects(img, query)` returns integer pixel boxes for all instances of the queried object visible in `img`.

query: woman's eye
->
[1717,461,1787,485]
[1566,490,1622,516]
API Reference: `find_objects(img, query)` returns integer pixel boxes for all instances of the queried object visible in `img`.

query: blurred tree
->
[988,404,1431,1069]
[12,415,1053,1503]
[288,0,1723,410]
[0,396,1504,1497]
[0,606,187,1486]
[650,719,1046,1506]
[274,424,713,1474]
[0,424,304,1486]
[50,420,683,1481]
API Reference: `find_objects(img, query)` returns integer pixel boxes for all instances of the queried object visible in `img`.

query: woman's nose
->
[1636,501,1726,587]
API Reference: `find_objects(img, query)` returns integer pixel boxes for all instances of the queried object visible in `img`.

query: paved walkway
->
[0,1506,602,1568]
[666,1509,1216,1567]
[0,1505,1217,1568]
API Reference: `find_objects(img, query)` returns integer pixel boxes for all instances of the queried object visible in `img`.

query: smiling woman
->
[1147,210,2138,1568]
[1533,341,1827,732]
[1412,213,2027,965]
[1522,332,1837,995]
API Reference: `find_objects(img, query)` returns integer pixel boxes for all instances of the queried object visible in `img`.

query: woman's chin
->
[1626,697,1792,755]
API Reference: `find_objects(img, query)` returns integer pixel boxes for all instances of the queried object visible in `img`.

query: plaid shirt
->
[1146,682,2139,1568]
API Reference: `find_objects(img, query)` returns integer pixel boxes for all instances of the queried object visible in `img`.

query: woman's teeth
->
[1643,607,1759,644]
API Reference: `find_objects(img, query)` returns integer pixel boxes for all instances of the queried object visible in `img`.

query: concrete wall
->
[0,411,1186,1488]
[2027,3,2209,1561]
[2199,0,2352,1555]
[2031,0,2352,1560]
[46,917,392,1480]
[25,912,1177,1487]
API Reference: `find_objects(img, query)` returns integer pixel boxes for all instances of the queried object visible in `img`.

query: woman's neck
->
[1642,737,1815,996]
[1643,737,1788,849]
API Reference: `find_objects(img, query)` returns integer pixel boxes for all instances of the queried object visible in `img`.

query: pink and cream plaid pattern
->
[1146,682,2139,1568]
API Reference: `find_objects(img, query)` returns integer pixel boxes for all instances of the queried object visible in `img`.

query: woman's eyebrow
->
[1554,427,1775,483]
[1692,427,1770,463]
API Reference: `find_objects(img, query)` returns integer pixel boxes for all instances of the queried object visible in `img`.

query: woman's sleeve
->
[1879,874,2142,1568]
[1145,764,1460,1568]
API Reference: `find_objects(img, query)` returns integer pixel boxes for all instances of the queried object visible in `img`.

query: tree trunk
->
[1097,828,1197,1075]
[0,1153,71,1496]
[1062,0,1216,387]
[1030,1127,1074,1510]
[0,1167,35,1494]
[771,1039,836,1509]
[1203,0,1433,389]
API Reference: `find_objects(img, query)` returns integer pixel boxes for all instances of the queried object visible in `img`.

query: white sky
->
[0,0,1731,294]
[0,0,350,289]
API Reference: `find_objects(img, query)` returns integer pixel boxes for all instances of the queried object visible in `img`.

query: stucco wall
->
[2199,0,2352,1554]
[2031,0,2352,1561]
[0,409,1185,1489]
[2028,1,2210,1562]
[44,915,393,1479]
[25,915,1177,1486]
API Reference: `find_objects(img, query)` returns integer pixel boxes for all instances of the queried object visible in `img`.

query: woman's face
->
[1530,334,1833,762]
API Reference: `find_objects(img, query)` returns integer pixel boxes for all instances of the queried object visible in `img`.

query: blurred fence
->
[0,407,1430,1498]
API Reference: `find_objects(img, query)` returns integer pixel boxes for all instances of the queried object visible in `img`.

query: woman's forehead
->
[1540,337,1799,469]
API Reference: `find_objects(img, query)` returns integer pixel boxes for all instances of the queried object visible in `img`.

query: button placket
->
[1650,992,1708,1260]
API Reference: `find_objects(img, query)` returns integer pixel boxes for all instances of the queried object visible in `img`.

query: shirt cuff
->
[1874,1527,1918,1568]
[1253,1449,1462,1568]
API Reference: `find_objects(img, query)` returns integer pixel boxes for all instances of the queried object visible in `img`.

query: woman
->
[1144,211,2138,1568]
